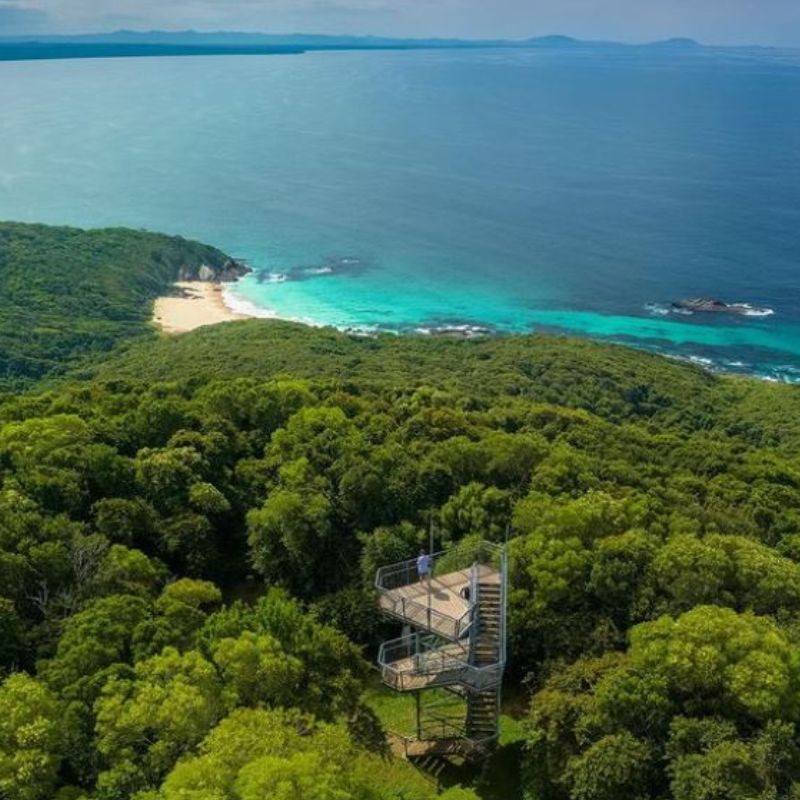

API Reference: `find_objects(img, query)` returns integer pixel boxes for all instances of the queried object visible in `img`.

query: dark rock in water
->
[672,298,773,317]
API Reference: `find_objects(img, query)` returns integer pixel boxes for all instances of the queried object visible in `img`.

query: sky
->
[0,0,799,47]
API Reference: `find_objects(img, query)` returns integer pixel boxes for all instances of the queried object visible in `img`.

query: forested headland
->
[2,222,800,800]
[0,222,238,389]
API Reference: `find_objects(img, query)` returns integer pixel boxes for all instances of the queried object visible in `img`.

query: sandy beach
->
[153,282,252,334]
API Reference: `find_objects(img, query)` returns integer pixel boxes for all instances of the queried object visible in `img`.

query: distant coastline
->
[0,42,306,62]
[1,30,778,64]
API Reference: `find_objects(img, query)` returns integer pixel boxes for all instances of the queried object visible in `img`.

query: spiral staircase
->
[375,541,508,759]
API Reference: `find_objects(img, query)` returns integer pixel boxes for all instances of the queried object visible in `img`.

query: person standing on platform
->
[417,549,432,583]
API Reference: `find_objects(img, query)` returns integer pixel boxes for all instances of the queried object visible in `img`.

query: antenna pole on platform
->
[428,517,434,610]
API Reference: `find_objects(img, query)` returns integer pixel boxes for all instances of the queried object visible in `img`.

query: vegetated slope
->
[83,317,800,452]
[0,222,233,388]
[3,223,800,799]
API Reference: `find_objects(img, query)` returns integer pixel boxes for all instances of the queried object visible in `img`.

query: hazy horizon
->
[1,0,798,48]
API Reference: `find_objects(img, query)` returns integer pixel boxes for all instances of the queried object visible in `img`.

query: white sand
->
[152,282,252,334]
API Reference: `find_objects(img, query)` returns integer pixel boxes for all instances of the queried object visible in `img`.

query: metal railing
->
[375,550,476,640]
[377,590,473,641]
[374,541,507,650]
[375,550,448,592]
[499,546,508,667]
[418,713,499,752]
[434,539,504,576]
[378,633,503,693]
[374,539,508,760]
[390,714,498,760]
[375,542,504,594]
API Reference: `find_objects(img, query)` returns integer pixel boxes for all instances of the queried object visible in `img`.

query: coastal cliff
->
[178,258,251,284]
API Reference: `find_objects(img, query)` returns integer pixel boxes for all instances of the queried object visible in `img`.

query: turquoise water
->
[1,47,799,381]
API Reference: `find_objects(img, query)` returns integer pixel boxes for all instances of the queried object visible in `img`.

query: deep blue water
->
[1,47,799,380]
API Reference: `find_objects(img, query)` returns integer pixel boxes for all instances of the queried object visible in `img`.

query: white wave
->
[223,285,384,336]
[221,287,279,319]
[644,303,670,317]
[688,355,714,366]
[414,323,492,338]
[740,307,775,317]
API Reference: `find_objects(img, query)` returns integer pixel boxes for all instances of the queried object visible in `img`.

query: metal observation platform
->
[375,541,508,759]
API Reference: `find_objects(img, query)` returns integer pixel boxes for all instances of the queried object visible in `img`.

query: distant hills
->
[1,29,703,49]
[0,30,713,62]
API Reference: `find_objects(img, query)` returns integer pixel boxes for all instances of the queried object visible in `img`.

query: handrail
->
[374,540,504,642]
[374,550,448,592]
[378,590,474,641]
[418,714,499,750]
[374,541,504,593]
[499,547,508,667]
[392,729,494,759]
[375,552,475,641]
[378,632,503,693]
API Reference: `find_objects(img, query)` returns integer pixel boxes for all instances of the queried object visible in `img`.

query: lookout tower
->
[375,541,508,759]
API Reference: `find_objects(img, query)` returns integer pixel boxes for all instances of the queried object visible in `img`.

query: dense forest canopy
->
[1,222,800,799]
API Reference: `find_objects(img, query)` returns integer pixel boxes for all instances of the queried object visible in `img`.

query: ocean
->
[1,46,799,381]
